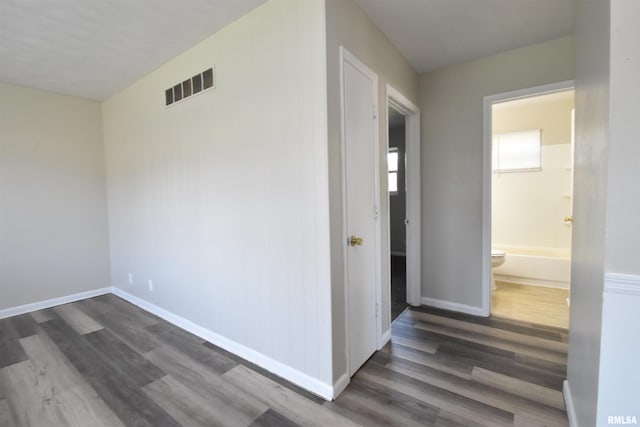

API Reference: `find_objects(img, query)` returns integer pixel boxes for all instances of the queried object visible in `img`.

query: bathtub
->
[493,245,571,289]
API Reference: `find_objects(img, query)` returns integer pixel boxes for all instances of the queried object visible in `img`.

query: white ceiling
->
[0,0,574,101]
[353,0,574,73]
[0,0,267,101]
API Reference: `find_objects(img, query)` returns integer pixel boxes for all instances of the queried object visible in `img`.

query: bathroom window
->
[493,129,542,173]
[388,148,398,194]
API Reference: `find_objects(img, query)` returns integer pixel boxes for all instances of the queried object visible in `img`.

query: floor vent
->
[165,67,214,106]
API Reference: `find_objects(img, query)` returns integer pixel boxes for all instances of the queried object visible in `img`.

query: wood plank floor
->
[0,294,568,426]
[492,281,570,329]
[391,255,408,321]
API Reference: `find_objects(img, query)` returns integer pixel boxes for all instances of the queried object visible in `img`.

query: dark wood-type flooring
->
[391,255,408,321]
[0,294,568,426]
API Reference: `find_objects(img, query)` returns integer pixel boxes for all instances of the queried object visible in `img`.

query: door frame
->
[385,85,421,314]
[339,46,382,375]
[481,80,575,316]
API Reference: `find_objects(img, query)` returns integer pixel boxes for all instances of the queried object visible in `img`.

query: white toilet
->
[491,249,506,290]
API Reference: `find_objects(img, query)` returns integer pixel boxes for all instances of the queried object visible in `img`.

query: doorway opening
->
[385,86,421,327]
[388,105,408,322]
[483,82,574,329]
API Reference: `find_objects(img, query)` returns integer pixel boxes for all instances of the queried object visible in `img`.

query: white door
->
[341,48,380,376]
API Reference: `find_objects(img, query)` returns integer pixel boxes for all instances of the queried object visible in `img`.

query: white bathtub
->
[493,245,571,289]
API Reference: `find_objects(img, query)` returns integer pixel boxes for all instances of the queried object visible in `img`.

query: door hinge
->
[374,206,380,220]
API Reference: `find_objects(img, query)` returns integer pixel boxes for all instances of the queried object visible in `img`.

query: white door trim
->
[386,85,421,311]
[481,80,575,316]
[339,46,382,374]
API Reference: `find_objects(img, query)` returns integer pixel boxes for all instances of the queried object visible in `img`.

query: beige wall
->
[0,83,110,310]
[492,93,574,145]
[492,94,574,251]
[419,36,574,311]
[103,0,333,394]
[325,0,419,383]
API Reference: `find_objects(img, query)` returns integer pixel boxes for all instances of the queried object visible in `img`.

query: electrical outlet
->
[148,280,154,292]
[128,272,133,285]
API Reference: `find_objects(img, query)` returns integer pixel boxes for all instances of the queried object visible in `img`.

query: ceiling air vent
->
[165,67,215,106]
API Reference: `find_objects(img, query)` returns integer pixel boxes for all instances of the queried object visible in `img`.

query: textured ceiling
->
[0,0,574,101]
[353,0,574,73]
[0,0,267,101]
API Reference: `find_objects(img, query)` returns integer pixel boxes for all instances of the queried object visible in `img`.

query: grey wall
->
[566,1,609,424]
[325,0,419,383]
[597,1,640,421]
[568,1,640,424]
[603,1,640,276]
[0,83,111,310]
[389,126,406,254]
[418,36,574,310]
[102,0,334,392]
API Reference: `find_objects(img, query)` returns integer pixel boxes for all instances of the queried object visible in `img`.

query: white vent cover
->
[165,67,214,106]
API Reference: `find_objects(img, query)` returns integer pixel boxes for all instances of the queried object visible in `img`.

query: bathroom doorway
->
[388,105,407,321]
[485,84,574,329]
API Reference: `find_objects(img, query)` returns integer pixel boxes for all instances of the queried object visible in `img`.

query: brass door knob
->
[563,216,573,223]
[349,236,363,246]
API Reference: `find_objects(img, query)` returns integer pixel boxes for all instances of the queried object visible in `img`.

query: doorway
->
[388,105,408,321]
[386,85,421,325]
[483,81,574,328]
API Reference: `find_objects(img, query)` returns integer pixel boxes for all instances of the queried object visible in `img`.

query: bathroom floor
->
[491,280,569,329]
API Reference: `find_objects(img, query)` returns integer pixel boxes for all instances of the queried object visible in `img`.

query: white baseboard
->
[378,329,391,350]
[111,287,335,400]
[0,287,111,320]
[333,373,350,400]
[563,380,578,427]
[421,296,486,317]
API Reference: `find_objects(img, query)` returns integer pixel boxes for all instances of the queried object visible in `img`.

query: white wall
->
[492,95,574,251]
[102,0,333,394]
[566,1,609,425]
[325,0,419,383]
[597,279,640,426]
[493,144,572,249]
[419,36,574,311]
[0,83,111,311]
